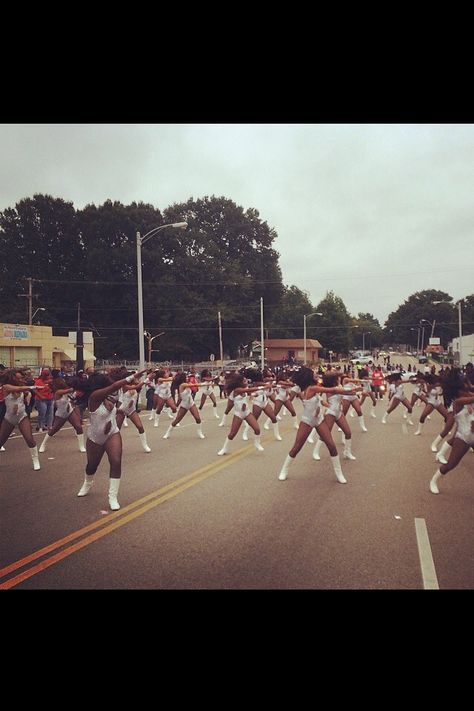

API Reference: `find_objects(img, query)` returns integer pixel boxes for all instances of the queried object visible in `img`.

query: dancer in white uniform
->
[381,373,415,425]
[413,374,449,436]
[38,376,86,453]
[150,369,177,428]
[0,369,42,470]
[278,367,355,483]
[115,376,151,452]
[162,373,210,439]
[76,369,146,510]
[430,376,474,494]
[217,372,265,455]
[198,369,220,419]
[322,372,362,461]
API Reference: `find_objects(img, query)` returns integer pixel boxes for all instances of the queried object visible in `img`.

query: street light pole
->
[303,312,323,365]
[136,222,187,372]
[145,331,165,365]
[362,331,371,352]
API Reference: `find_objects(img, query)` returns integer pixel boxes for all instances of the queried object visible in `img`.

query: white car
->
[350,355,373,364]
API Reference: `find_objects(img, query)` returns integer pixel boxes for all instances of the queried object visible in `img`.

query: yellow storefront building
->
[0,322,95,372]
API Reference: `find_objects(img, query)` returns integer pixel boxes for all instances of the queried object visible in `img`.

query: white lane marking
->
[414,518,440,590]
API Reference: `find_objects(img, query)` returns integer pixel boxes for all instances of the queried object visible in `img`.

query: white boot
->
[436,441,451,465]
[139,432,151,452]
[312,438,322,460]
[403,411,407,419]
[293,416,298,429]
[330,454,347,484]
[370,408,377,418]
[123,418,129,427]
[414,422,423,436]
[278,454,294,481]
[242,422,250,440]
[349,408,355,418]
[254,434,264,452]
[213,407,220,419]
[430,469,443,494]
[77,474,95,497]
[407,417,414,425]
[162,424,173,439]
[343,438,356,460]
[153,413,160,428]
[76,433,86,452]
[218,413,227,428]
[30,445,41,470]
[108,477,121,510]
[196,424,205,439]
[149,408,156,421]
[358,415,368,432]
[39,433,50,453]
[273,422,282,441]
[217,437,232,456]
[263,418,271,430]
[0,446,5,451]
[430,434,443,452]
[381,413,388,424]
[308,429,315,444]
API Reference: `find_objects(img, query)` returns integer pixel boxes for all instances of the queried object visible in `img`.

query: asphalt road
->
[1,355,473,589]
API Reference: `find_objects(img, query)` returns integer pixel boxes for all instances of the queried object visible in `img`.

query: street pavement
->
[1,355,473,589]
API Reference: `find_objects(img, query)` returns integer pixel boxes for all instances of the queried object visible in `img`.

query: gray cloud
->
[1,123,473,324]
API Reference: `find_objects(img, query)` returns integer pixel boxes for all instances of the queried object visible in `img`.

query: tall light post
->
[410,327,420,354]
[31,307,45,323]
[144,331,165,365]
[136,222,187,372]
[303,312,323,365]
[362,331,371,352]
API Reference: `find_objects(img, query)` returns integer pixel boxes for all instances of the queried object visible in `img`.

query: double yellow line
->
[0,444,257,590]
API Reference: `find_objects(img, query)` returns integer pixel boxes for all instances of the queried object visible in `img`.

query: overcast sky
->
[1,123,473,325]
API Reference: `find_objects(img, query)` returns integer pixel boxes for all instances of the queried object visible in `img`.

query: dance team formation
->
[1,359,473,510]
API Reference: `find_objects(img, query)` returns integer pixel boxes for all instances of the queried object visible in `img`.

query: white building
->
[448,333,474,367]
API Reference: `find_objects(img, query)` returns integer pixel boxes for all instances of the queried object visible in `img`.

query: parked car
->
[418,355,428,364]
[350,355,373,364]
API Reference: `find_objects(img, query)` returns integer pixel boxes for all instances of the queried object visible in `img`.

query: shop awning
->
[57,348,77,360]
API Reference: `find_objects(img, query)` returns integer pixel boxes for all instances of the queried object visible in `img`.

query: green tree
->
[384,289,457,349]
[314,291,352,356]
[0,194,81,327]
[267,285,313,338]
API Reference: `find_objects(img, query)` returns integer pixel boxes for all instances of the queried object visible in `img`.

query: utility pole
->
[76,302,84,373]
[18,278,37,325]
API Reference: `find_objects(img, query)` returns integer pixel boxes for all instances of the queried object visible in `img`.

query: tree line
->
[1,194,473,361]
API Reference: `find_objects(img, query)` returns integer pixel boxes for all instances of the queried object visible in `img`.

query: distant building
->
[0,322,95,371]
[448,333,474,367]
[252,338,322,365]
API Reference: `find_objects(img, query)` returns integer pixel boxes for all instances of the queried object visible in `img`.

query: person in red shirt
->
[34,368,54,432]
[187,367,199,400]
[371,366,385,400]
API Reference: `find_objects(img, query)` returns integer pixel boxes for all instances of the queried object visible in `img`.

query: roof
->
[264,339,322,349]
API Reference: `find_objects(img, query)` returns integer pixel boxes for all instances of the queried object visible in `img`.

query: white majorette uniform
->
[201,381,214,396]
[300,394,324,429]
[55,393,74,420]
[361,380,372,395]
[179,386,195,410]
[413,382,424,398]
[454,404,474,446]
[393,383,405,401]
[253,387,269,409]
[426,387,442,408]
[117,388,137,416]
[4,392,27,426]
[233,393,251,419]
[155,381,172,400]
[326,393,343,419]
[88,399,120,445]
[275,385,290,402]
[342,383,358,402]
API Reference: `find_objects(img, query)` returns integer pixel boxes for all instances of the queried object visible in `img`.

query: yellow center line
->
[0,438,271,589]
